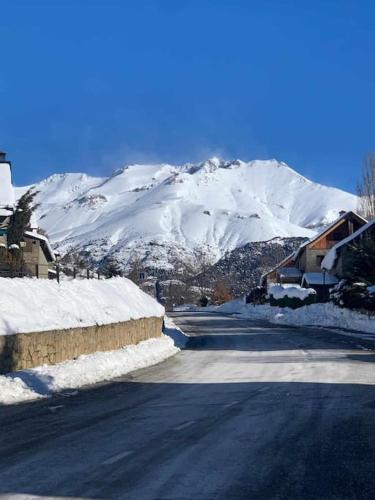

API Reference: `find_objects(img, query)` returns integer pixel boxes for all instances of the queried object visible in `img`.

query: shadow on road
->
[1,311,375,498]
[0,378,375,499]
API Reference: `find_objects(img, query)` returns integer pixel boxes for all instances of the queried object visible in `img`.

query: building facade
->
[0,152,55,278]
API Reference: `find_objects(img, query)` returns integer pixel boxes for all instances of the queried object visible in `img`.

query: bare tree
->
[358,154,375,220]
[127,255,143,285]
[211,280,233,305]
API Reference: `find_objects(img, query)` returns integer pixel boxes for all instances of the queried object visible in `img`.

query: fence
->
[0,263,103,282]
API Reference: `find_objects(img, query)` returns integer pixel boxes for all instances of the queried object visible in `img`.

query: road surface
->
[1,312,375,499]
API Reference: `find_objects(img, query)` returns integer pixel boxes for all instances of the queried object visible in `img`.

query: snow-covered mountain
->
[18,157,358,270]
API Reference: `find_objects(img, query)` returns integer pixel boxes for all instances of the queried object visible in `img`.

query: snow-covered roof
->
[302,272,339,286]
[277,267,302,278]
[269,284,316,300]
[294,211,367,260]
[321,218,375,271]
[261,212,367,285]
[24,230,56,262]
[260,253,295,283]
[0,162,15,208]
[0,208,13,217]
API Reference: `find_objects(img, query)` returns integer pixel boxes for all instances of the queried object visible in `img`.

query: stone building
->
[0,151,56,278]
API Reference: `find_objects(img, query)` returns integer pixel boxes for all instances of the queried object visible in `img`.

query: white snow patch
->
[164,315,190,348]
[0,277,164,336]
[0,335,178,405]
[0,162,15,207]
[217,300,375,334]
[269,284,316,300]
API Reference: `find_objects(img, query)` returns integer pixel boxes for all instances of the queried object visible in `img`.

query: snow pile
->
[217,300,375,334]
[368,286,375,295]
[269,284,316,300]
[0,335,178,405]
[15,157,358,271]
[164,315,190,348]
[0,277,164,336]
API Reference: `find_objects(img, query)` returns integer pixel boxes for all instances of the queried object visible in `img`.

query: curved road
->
[1,312,375,499]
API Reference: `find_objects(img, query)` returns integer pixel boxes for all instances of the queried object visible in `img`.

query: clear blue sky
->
[1,0,374,192]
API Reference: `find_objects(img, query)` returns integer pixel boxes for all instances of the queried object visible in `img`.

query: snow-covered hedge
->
[0,277,165,336]
[269,284,316,309]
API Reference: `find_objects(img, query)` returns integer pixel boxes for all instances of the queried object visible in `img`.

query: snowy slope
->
[17,158,358,269]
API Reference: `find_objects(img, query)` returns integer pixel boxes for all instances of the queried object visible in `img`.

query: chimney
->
[0,151,7,162]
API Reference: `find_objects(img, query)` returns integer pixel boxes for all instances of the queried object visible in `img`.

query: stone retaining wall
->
[0,316,163,374]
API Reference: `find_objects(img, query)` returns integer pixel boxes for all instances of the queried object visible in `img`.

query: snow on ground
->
[217,299,375,335]
[0,335,178,405]
[164,315,190,348]
[0,277,164,336]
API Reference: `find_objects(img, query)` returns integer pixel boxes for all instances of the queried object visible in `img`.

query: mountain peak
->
[26,157,358,272]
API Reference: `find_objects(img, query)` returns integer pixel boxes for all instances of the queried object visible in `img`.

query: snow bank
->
[0,335,178,405]
[164,315,190,348]
[217,300,375,334]
[0,277,164,336]
[269,284,316,300]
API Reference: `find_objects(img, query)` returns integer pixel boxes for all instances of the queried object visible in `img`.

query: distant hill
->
[195,237,308,297]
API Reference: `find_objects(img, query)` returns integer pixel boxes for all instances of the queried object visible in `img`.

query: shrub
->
[269,294,317,309]
[246,286,267,304]
[211,280,233,305]
[269,285,317,309]
[198,295,209,307]
[330,280,375,312]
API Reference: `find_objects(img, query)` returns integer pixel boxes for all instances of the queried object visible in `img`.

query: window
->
[316,255,324,266]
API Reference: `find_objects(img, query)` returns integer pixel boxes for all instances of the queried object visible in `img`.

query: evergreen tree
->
[7,189,39,246]
[344,236,375,285]
[102,255,123,278]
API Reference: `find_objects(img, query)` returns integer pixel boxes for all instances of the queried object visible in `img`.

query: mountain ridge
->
[16,157,358,271]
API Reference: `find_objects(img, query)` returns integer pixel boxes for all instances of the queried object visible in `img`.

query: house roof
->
[0,208,13,217]
[260,211,367,284]
[277,267,302,278]
[24,230,56,262]
[259,252,295,284]
[321,218,375,271]
[293,211,367,260]
[302,272,339,286]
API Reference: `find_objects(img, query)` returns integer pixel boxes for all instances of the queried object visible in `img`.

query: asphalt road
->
[1,312,375,499]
